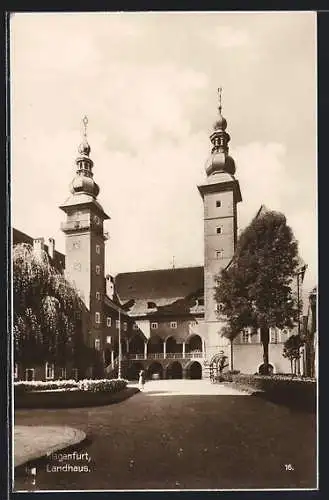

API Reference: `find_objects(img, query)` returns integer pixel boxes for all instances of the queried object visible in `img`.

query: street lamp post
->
[296,265,307,376]
[118,309,122,379]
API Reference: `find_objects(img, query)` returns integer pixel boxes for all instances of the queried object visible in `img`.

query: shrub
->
[14,378,128,395]
[78,378,128,393]
[14,379,78,394]
[226,373,316,412]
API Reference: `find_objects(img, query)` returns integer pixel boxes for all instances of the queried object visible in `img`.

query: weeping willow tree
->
[13,243,84,366]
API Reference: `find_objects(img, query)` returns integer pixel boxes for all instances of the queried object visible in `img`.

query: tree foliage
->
[13,243,83,365]
[215,210,300,372]
[282,334,304,374]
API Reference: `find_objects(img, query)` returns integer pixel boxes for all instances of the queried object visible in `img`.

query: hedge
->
[14,378,128,395]
[219,374,316,412]
[14,379,135,409]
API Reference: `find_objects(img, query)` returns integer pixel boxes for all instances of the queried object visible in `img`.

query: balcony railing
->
[61,219,104,236]
[128,352,204,361]
[61,220,91,232]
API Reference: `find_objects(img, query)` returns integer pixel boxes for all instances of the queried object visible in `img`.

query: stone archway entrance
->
[188,361,202,379]
[258,363,274,375]
[167,361,183,379]
[129,334,145,355]
[129,362,144,380]
[148,362,163,379]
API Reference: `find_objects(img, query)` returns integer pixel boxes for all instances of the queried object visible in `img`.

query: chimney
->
[33,237,45,257]
[106,274,114,300]
[48,238,55,260]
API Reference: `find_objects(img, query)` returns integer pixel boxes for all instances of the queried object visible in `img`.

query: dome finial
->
[78,115,91,157]
[218,86,223,113]
[82,115,88,139]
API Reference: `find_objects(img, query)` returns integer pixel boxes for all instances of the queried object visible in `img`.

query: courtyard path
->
[14,380,317,491]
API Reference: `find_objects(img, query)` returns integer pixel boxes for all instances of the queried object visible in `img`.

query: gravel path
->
[14,380,317,491]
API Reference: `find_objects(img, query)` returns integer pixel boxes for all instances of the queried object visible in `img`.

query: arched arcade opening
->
[186,334,203,354]
[148,362,163,380]
[129,334,145,355]
[188,361,202,379]
[128,362,145,380]
[166,361,183,379]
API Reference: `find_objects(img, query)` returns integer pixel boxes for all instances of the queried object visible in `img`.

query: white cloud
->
[202,25,252,49]
[10,12,317,293]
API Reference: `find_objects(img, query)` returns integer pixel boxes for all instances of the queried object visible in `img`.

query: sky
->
[10,11,317,299]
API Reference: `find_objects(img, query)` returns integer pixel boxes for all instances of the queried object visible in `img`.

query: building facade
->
[13,102,305,381]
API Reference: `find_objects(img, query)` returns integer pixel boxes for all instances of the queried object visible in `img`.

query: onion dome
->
[205,88,236,177]
[78,138,91,157]
[70,116,100,199]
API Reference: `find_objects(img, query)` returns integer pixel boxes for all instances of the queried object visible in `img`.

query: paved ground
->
[14,380,317,491]
[14,426,86,467]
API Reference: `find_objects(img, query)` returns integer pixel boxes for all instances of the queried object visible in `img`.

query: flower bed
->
[78,379,127,393]
[220,374,316,412]
[14,378,128,394]
[14,380,78,396]
[14,378,133,408]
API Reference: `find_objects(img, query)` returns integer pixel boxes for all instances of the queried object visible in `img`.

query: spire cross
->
[217,87,223,112]
[82,115,88,138]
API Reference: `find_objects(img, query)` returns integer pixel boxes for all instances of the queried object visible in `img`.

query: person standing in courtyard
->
[138,369,146,391]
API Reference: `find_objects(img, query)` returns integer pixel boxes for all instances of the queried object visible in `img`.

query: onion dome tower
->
[197,89,242,366]
[60,117,110,374]
[69,116,100,198]
[205,87,236,179]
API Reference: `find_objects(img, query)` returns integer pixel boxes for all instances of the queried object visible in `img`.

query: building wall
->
[233,343,292,374]
[203,189,235,324]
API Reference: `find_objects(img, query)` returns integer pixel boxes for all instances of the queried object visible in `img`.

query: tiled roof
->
[115,266,204,316]
[115,266,204,300]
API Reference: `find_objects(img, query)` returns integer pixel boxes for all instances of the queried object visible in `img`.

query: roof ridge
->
[115,265,204,277]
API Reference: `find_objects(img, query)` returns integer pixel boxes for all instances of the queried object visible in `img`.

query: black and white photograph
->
[10,11,317,492]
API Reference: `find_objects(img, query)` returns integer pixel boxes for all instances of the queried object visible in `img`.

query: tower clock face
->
[72,241,80,249]
[93,215,101,225]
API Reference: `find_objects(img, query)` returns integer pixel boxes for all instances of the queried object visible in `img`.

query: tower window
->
[107,317,112,327]
[96,244,101,254]
[116,320,120,329]
[14,363,18,379]
[95,338,101,351]
[170,321,177,329]
[96,291,101,300]
[96,265,101,275]
[216,250,224,259]
[123,322,128,331]
[95,312,101,324]
[216,227,222,234]
[216,200,221,208]
[151,322,158,329]
[106,336,112,344]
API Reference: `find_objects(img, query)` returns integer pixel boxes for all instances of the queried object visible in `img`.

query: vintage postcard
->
[10,11,317,492]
